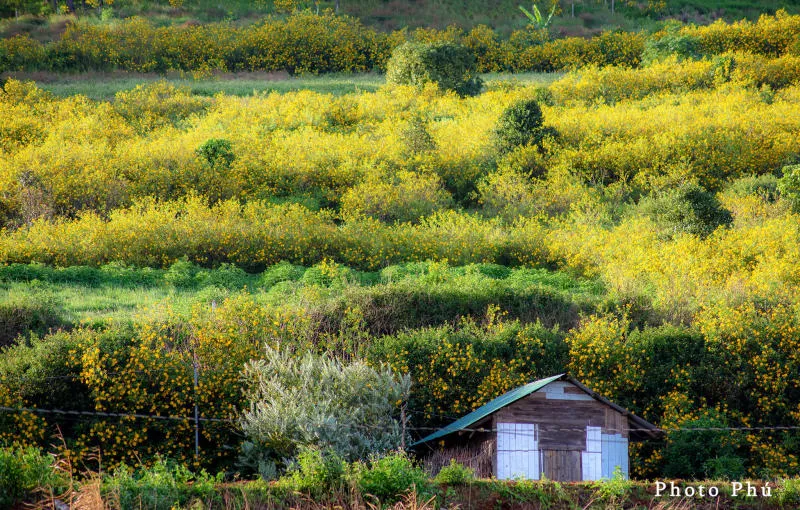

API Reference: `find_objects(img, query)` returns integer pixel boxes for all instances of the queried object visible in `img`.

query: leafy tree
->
[386,42,483,97]
[641,183,732,239]
[239,346,411,478]
[494,98,556,154]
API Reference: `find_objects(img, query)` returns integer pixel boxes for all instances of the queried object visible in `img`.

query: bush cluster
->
[386,42,482,96]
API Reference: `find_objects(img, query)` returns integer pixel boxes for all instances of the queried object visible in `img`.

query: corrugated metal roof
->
[411,373,565,446]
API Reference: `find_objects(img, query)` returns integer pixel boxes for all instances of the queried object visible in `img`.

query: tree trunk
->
[611,0,615,15]
[571,0,574,17]
[335,0,339,13]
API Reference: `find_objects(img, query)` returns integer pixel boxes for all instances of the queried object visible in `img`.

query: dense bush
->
[493,98,555,153]
[0,447,66,508]
[386,42,483,96]
[368,315,568,422]
[641,184,733,239]
[642,22,702,64]
[778,164,800,212]
[240,345,410,475]
[354,451,431,503]
[4,12,800,76]
[434,459,475,485]
[104,458,222,510]
[0,290,65,347]
[661,412,746,480]
[277,447,349,496]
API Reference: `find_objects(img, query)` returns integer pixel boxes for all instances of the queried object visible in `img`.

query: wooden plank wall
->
[493,387,629,452]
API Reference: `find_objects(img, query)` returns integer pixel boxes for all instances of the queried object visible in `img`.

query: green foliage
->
[195,263,248,290]
[354,451,431,503]
[196,138,235,170]
[434,459,475,485]
[0,290,65,347]
[103,457,222,510]
[776,478,800,505]
[368,314,568,424]
[642,22,702,64]
[240,346,411,471]
[277,447,348,497]
[726,173,780,202]
[385,42,483,96]
[641,183,733,239]
[662,412,746,480]
[778,164,800,212]
[518,4,556,31]
[493,98,555,154]
[400,115,438,155]
[258,260,306,288]
[591,466,632,503]
[163,257,201,288]
[0,447,66,508]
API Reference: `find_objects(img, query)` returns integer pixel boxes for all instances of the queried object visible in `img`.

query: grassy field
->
[1,70,564,99]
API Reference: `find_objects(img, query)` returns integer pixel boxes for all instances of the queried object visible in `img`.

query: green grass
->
[0,261,604,333]
[3,70,563,100]
[3,71,385,100]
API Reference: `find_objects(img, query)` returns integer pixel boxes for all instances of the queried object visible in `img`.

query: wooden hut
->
[413,374,661,481]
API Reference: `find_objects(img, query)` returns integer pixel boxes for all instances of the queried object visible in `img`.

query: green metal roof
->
[412,373,565,446]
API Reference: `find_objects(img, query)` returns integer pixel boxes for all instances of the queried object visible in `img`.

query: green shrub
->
[493,98,555,154]
[355,451,431,503]
[434,459,475,485]
[386,42,483,96]
[641,183,733,239]
[0,291,66,348]
[476,168,541,221]
[642,23,702,65]
[278,447,348,497]
[163,257,200,288]
[240,346,411,471]
[258,261,306,288]
[0,447,66,508]
[590,466,632,503]
[778,164,800,212]
[114,81,210,134]
[776,478,800,505]
[726,174,780,202]
[196,263,249,290]
[400,115,438,155]
[662,412,746,480]
[103,458,222,510]
[196,139,235,170]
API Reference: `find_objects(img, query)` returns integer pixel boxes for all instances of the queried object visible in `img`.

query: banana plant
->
[519,3,557,30]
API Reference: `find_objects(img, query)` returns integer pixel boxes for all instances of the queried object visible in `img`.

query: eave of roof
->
[411,374,663,447]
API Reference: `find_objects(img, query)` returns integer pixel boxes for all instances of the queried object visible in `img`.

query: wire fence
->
[2,405,800,435]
